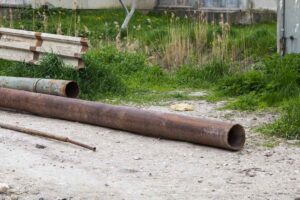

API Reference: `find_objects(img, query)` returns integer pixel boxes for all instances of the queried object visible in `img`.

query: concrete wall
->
[31,0,157,10]
[250,0,277,11]
[156,0,277,11]
[0,0,31,7]
[278,0,300,54]
[1,0,277,11]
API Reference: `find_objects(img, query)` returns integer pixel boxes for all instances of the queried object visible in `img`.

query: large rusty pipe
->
[0,76,79,98]
[0,88,246,151]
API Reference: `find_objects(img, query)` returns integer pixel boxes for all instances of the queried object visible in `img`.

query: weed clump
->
[260,97,300,140]
[219,71,266,96]
[176,60,229,88]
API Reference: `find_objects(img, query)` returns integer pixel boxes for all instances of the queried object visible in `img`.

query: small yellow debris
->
[170,103,194,112]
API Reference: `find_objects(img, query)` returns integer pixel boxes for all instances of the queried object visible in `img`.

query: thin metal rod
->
[119,0,129,14]
[0,122,96,151]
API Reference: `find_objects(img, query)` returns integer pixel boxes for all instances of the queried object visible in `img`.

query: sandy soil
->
[0,99,299,200]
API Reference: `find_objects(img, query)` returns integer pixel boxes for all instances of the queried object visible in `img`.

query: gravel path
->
[0,99,299,200]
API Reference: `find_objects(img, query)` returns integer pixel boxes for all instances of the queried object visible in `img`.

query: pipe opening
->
[65,81,80,98]
[227,124,246,150]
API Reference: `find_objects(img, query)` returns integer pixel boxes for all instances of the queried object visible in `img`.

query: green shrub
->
[3,53,127,100]
[224,93,266,111]
[263,54,300,98]
[219,71,266,96]
[176,60,229,88]
[218,54,300,108]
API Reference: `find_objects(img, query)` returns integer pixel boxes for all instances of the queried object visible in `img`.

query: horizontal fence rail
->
[0,28,89,69]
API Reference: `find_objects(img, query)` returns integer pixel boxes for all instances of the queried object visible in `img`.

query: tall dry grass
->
[160,13,235,70]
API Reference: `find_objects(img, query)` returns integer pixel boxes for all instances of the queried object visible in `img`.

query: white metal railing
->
[0,28,89,69]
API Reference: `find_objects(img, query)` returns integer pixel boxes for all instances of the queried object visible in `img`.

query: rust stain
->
[80,37,89,53]
[29,46,37,52]
[77,59,85,69]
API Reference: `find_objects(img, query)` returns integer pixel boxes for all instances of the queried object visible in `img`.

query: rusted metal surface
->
[0,28,89,69]
[0,88,246,151]
[0,76,80,98]
[0,122,96,151]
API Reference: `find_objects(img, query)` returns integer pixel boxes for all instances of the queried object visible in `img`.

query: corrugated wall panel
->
[0,0,31,7]
[283,0,300,53]
[157,0,240,8]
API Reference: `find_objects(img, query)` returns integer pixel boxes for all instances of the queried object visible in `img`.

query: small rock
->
[10,195,18,200]
[0,183,9,194]
[247,172,256,177]
[252,117,258,120]
[264,151,273,157]
[35,144,46,149]
[133,156,142,160]
[39,198,45,200]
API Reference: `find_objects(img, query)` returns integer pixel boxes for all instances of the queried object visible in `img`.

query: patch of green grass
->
[228,24,276,60]
[259,97,300,140]
[217,54,300,108]
[176,60,230,88]
[223,94,267,111]
[262,140,280,148]
[219,71,266,96]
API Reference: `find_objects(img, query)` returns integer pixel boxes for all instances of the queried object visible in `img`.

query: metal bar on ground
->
[0,122,96,151]
[0,76,80,98]
[0,88,246,151]
[0,28,89,69]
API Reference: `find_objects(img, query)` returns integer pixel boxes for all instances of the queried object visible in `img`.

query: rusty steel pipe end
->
[227,124,246,151]
[64,81,80,98]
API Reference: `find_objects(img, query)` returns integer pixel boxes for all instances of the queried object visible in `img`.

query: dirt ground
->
[0,98,299,200]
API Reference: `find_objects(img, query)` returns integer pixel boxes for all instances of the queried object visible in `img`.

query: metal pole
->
[0,122,96,151]
[279,0,286,56]
[0,88,246,151]
[0,76,80,98]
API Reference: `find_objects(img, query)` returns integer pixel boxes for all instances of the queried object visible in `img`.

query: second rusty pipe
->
[0,76,79,98]
[0,88,246,151]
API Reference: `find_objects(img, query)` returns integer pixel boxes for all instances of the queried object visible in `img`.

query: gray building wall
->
[0,0,30,7]
[156,0,277,11]
[278,0,300,54]
[0,0,277,11]
[31,0,157,9]
[250,0,277,11]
